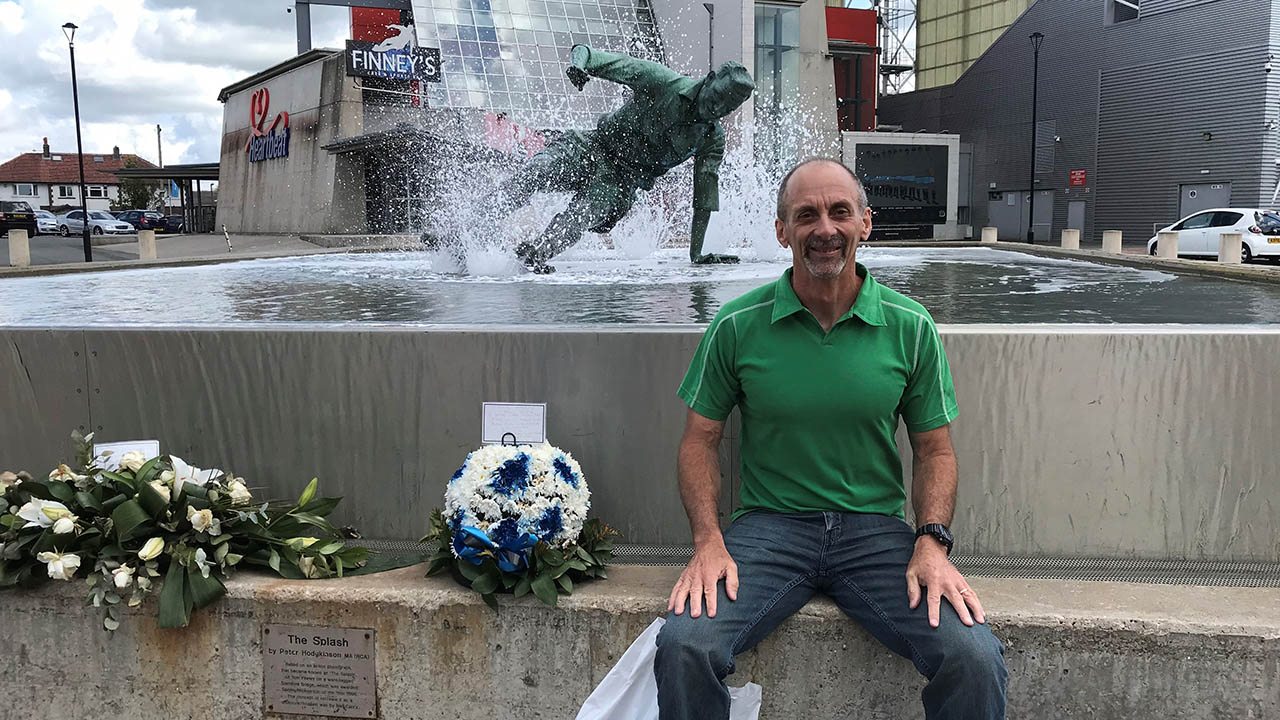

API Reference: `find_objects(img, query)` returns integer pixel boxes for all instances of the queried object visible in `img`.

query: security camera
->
[1267,54,1274,73]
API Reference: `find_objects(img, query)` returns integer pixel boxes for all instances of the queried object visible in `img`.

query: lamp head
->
[62,22,77,44]
[1030,31,1044,53]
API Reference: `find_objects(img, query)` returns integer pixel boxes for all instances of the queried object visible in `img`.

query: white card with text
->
[92,440,161,471]
[482,402,547,445]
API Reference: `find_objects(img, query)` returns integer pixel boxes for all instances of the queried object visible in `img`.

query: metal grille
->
[360,540,1280,587]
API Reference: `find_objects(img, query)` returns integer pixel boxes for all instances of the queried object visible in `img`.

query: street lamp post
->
[63,22,92,262]
[702,3,715,73]
[1026,31,1044,244]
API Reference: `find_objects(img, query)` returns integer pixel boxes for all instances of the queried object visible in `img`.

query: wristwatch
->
[915,523,954,555]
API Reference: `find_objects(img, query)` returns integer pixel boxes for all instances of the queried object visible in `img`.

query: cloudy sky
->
[0,0,355,166]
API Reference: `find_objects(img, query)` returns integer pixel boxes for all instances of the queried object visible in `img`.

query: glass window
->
[14,183,35,196]
[1107,0,1139,24]
[88,186,107,198]
[1175,213,1214,230]
[754,3,800,114]
[57,185,74,198]
[457,24,479,41]
[1212,211,1243,227]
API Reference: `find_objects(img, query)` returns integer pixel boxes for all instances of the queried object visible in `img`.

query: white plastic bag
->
[574,617,763,720]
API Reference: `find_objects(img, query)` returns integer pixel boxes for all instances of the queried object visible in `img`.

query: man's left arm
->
[898,312,983,628]
[905,425,984,628]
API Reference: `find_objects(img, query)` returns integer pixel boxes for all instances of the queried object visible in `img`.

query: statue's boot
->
[516,208,591,274]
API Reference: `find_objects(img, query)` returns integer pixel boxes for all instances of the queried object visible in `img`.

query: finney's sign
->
[245,88,290,163]
[345,26,441,82]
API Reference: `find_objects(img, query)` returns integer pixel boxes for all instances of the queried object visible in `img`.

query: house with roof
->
[0,138,158,213]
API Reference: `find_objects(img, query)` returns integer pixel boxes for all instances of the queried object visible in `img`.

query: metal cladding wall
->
[879,0,1278,246]
[3,325,1278,561]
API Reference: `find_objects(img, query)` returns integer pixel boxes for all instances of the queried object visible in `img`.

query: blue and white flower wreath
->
[426,443,616,608]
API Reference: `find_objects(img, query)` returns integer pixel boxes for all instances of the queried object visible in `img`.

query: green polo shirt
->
[677,264,958,520]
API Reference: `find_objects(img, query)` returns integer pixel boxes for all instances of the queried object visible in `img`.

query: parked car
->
[1147,208,1280,263]
[116,209,169,233]
[0,200,38,236]
[57,209,134,236]
[33,209,58,235]
[162,214,184,233]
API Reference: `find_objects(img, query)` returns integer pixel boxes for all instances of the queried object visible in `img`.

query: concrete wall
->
[1,566,1276,719]
[216,53,366,235]
[880,0,1278,246]
[3,324,1278,562]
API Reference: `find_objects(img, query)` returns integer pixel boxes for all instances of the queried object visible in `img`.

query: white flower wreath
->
[443,443,590,565]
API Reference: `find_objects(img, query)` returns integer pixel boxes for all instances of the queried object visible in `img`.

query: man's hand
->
[906,536,985,628]
[567,66,590,91]
[668,540,738,618]
[567,45,590,90]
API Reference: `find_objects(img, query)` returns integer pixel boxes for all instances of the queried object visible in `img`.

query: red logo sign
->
[1069,169,1087,187]
[245,88,289,153]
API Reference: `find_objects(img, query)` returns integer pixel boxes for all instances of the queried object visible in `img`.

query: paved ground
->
[3,232,336,267]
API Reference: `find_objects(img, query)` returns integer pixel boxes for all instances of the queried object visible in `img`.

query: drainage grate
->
[356,541,1280,588]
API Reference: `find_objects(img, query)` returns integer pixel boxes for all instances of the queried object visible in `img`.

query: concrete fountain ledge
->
[1,564,1276,719]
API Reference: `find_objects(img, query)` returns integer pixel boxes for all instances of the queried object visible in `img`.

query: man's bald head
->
[775,158,867,221]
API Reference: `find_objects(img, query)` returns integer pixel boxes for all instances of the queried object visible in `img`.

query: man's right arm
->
[667,407,738,619]
[567,44,681,92]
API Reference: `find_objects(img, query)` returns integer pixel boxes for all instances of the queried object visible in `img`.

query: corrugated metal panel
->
[1141,0,1221,17]
[878,0,1273,246]
[1035,119,1055,172]
[1096,47,1269,244]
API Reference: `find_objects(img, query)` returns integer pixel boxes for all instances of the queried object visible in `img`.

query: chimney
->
[112,145,121,160]
[42,138,50,159]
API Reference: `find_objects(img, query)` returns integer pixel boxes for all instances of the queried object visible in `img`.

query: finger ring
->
[959,588,972,595]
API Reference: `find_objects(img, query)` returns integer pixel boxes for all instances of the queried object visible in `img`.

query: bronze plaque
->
[263,624,377,718]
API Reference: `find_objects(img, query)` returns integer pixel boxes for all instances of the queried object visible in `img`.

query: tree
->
[110,157,165,211]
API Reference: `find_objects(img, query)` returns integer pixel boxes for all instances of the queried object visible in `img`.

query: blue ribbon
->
[454,525,539,573]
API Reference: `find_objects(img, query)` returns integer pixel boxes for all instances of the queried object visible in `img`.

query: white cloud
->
[0,0,351,165]
[0,1,22,34]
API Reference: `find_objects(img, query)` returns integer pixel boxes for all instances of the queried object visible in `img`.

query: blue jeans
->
[655,511,1007,719]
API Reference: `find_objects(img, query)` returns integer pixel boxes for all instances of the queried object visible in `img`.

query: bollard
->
[1156,231,1178,260]
[7,228,29,267]
[1102,230,1123,254]
[138,229,157,260]
[981,226,998,244]
[1218,233,1243,265]
[1060,229,1080,250]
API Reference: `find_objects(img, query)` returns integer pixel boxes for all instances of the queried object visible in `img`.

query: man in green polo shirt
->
[655,158,1007,719]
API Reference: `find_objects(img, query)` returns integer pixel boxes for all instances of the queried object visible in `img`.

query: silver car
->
[57,209,134,236]
[33,209,58,235]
